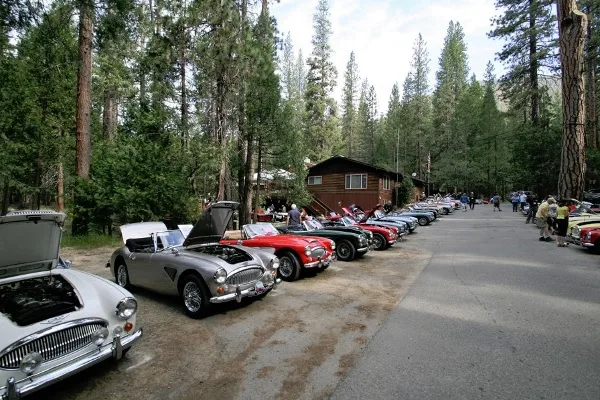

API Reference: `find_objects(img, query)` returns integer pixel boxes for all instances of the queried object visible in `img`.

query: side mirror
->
[237,240,243,246]
[171,247,179,255]
[63,259,72,269]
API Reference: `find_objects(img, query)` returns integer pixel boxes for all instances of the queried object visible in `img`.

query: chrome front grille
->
[0,320,107,369]
[311,247,326,259]
[226,268,263,285]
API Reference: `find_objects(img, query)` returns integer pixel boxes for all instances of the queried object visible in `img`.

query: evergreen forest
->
[1,0,599,234]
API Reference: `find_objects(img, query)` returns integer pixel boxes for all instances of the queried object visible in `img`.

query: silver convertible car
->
[106,201,281,318]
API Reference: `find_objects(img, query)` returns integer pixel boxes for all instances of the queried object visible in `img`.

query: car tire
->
[180,274,211,318]
[336,240,356,261]
[442,208,449,215]
[418,217,428,226]
[115,261,133,290]
[278,251,302,281]
[372,233,386,250]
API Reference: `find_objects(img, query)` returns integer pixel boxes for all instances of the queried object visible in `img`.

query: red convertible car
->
[580,227,600,253]
[220,223,336,281]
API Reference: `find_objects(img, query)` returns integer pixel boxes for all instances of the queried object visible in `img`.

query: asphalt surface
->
[332,204,600,400]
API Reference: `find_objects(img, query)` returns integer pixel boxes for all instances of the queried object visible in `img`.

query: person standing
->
[492,193,502,211]
[287,204,302,226]
[535,197,555,241]
[460,193,469,211]
[519,192,527,211]
[555,199,570,247]
[526,194,538,224]
[511,193,519,212]
[469,192,476,210]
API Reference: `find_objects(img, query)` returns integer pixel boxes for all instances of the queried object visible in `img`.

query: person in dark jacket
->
[469,192,476,210]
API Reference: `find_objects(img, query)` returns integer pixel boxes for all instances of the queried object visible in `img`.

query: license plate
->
[255,281,265,294]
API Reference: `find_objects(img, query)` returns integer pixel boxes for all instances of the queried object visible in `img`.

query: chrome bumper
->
[582,242,594,247]
[304,254,335,269]
[356,246,369,253]
[567,236,581,245]
[209,279,280,304]
[2,329,143,400]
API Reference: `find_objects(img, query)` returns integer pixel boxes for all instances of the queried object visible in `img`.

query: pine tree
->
[341,51,360,157]
[304,0,340,161]
[432,21,469,192]
[489,0,557,126]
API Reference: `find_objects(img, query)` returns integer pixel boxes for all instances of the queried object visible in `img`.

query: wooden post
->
[556,0,588,199]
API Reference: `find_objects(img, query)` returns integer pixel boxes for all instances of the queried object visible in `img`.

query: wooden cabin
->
[305,156,403,215]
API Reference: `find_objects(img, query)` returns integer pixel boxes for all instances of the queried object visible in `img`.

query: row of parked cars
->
[0,199,459,398]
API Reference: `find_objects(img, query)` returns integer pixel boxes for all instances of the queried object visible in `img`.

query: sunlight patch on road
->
[444,253,549,269]
[125,353,154,372]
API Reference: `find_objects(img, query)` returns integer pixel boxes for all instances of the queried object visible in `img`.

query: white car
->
[0,211,142,399]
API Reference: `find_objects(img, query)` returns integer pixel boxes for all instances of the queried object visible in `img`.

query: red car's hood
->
[359,204,382,223]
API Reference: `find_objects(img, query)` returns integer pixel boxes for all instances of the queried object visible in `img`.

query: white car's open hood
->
[0,211,65,278]
[119,222,168,243]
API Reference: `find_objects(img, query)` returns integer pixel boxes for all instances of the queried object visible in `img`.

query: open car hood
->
[359,204,381,223]
[120,222,168,243]
[0,211,65,278]
[183,201,238,247]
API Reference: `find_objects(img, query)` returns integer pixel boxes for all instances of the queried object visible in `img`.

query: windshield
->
[373,210,384,218]
[155,230,185,250]
[244,223,280,238]
[341,217,356,226]
[304,220,322,231]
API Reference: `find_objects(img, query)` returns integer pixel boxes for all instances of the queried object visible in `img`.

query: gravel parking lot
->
[32,236,432,400]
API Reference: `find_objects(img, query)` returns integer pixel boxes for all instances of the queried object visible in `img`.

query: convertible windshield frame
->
[244,223,280,238]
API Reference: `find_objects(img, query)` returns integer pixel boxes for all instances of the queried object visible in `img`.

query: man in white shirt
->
[519,192,527,211]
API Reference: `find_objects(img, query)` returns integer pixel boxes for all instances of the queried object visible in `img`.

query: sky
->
[271,0,507,113]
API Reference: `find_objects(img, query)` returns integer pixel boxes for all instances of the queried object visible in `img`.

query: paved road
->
[332,204,600,400]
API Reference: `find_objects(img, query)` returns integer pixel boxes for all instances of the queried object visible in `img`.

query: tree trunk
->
[529,0,540,126]
[557,0,588,199]
[1,177,9,216]
[180,26,189,148]
[253,139,262,223]
[75,1,93,179]
[102,89,118,139]
[57,161,64,212]
[586,8,598,149]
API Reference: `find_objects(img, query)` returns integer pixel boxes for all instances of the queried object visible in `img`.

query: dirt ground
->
[30,236,432,400]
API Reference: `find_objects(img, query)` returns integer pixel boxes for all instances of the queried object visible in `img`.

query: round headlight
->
[214,268,227,284]
[271,258,280,269]
[330,240,336,250]
[20,352,42,374]
[585,232,592,240]
[305,246,311,256]
[91,327,110,346]
[115,297,138,319]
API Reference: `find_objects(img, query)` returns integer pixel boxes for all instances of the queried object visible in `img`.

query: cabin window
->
[383,176,390,190]
[345,174,367,189]
[308,176,322,185]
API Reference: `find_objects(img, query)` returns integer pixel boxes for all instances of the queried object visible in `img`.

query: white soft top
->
[120,222,168,243]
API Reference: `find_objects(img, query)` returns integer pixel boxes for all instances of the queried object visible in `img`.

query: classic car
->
[107,201,281,318]
[580,227,600,253]
[567,220,600,244]
[278,220,370,261]
[0,210,142,399]
[360,205,419,232]
[304,218,374,246]
[323,216,401,250]
[387,207,435,226]
[341,207,408,237]
[218,223,336,282]
[352,206,414,233]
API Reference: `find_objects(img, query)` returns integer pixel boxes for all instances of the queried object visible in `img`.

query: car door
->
[126,243,156,288]
[141,250,180,295]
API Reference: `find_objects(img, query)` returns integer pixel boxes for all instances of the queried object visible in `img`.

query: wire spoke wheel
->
[279,256,294,278]
[117,265,128,287]
[183,281,203,313]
